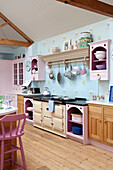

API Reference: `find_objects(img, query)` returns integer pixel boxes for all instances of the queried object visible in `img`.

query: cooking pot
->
[49,72,55,79]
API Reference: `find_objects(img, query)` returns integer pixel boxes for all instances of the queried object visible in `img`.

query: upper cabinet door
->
[30,55,45,81]
[19,62,24,85]
[89,39,111,80]
[12,58,25,90]
[14,63,18,85]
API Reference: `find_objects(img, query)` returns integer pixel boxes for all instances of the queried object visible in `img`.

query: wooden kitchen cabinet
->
[88,104,113,146]
[33,100,66,137]
[89,106,103,141]
[17,94,24,114]
[103,107,113,145]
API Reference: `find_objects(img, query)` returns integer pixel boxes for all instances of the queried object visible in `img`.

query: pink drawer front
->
[90,71,109,80]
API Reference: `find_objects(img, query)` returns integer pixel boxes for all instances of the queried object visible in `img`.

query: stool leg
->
[1,140,4,170]
[19,137,27,170]
[11,139,14,166]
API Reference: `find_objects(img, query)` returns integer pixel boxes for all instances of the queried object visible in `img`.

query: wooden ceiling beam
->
[0,12,34,45]
[0,22,8,28]
[0,38,32,47]
[56,0,113,18]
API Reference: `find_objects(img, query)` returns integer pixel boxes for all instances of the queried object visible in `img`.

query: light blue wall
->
[0,47,15,60]
[37,19,111,99]
[13,18,113,99]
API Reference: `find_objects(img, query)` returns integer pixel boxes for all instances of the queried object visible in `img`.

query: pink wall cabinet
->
[12,58,25,92]
[30,55,45,81]
[89,39,111,80]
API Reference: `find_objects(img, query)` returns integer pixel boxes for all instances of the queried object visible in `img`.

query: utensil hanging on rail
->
[57,65,62,84]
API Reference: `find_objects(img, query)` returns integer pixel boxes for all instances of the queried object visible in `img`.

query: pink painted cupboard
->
[89,39,111,80]
[30,55,45,81]
[0,60,12,95]
[12,58,25,92]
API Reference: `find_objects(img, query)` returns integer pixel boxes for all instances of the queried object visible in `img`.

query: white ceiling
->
[0,0,110,42]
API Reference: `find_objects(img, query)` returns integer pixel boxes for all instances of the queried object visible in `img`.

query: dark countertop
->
[24,95,88,106]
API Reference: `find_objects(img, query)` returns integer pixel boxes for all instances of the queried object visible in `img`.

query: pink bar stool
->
[0,113,28,170]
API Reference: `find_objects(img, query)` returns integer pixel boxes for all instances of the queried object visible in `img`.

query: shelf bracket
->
[84,56,90,68]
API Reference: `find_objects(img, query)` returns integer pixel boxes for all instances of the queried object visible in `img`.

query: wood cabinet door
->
[18,102,24,114]
[17,95,24,114]
[103,107,113,144]
[89,112,103,141]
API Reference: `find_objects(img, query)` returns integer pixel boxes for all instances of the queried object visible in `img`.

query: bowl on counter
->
[94,51,106,60]
[96,64,106,70]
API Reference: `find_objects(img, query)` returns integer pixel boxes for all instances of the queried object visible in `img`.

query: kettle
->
[43,87,50,95]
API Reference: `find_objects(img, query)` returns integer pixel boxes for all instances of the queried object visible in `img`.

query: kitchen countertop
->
[0,104,18,116]
[25,95,88,106]
[87,100,113,106]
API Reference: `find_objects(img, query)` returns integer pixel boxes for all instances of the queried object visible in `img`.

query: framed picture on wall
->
[109,86,113,102]
[63,39,71,51]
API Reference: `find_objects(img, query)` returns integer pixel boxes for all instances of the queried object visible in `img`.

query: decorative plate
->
[25,61,31,72]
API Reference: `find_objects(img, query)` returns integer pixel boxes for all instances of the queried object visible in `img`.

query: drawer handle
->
[46,108,49,111]
[44,115,51,119]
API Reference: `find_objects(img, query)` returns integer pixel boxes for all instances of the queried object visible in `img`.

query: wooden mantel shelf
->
[40,47,90,65]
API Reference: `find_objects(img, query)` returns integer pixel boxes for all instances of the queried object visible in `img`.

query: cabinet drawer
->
[53,105,64,118]
[104,107,113,116]
[33,101,42,113]
[43,116,52,128]
[52,117,63,132]
[33,112,42,125]
[89,106,102,114]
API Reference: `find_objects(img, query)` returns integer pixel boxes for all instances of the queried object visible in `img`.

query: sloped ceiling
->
[0,0,109,42]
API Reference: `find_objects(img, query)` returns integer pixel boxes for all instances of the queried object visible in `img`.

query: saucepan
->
[64,64,74,80]
[49,72,55,80]
[71,66,80,75]
[57,65,62,84]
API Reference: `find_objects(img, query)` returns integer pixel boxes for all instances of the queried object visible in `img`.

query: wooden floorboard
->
[4,124,113,170]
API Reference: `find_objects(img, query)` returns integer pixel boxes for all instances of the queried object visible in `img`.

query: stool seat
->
[0,128,24,140]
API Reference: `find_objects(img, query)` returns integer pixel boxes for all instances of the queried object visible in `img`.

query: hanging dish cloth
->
[49,100,55,112]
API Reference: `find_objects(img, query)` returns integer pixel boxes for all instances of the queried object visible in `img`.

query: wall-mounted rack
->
[40,47,90,67]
